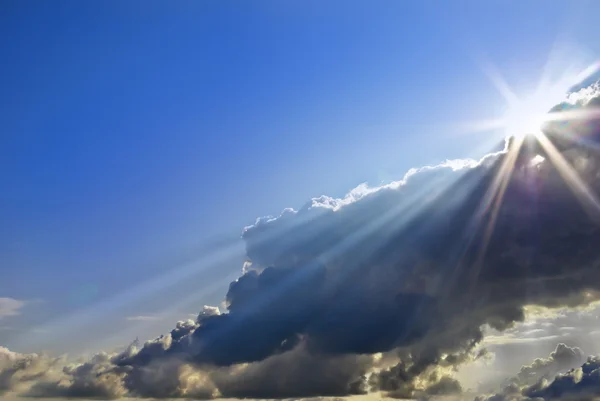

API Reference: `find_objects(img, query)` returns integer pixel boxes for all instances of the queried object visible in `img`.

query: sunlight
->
[535,131,600,222]
[458,59,600,292]
[467,136,523,292]
[502,98,549,139]
[530,154,545,167]
[465,59,600,141]
[498,77,586,140]
[429,56,600,306]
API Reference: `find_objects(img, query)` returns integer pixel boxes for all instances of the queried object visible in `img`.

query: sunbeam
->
[462,136,524,296]
[450,57,600,296]
[478,137,523,254]
[535,131,600,222]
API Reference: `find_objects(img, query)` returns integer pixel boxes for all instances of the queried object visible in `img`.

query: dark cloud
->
[424,376,463,397]
[213,345,371,399]
[370,336,486,398]
[3,83,600,399]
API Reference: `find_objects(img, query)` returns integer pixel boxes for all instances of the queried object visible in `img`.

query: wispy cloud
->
[483,334,563,345]
[0,297,25,320]
[0,326,16,331]
[125,315,161,322]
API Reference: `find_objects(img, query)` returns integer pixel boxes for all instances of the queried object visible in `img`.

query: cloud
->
[3,82,600,399]
[483,334,563,345]
[481,303,600,351]
[26,352,129,399]
[0,347,65,396]
[0,298,25,320]
[212,344,371,399]
[476,343,584,401]
[125,315,162,322]
[478,344,600,401]
[523,356,600,401]
[424,376,463,397]
[516,343,585,386]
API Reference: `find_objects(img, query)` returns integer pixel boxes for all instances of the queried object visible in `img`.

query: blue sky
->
[2,0,600,355]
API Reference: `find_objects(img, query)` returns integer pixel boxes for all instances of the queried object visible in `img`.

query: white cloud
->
[565,82,600,106]
[244,152,504,232]
[0,298,25,320]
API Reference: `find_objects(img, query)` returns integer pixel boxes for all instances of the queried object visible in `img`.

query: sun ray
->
[465,136,524,294]
[545,106,600,124]
[480,138,522,244]
[479,60,520,105]
[534,131,600,222]
[441,59,599,141]
[437,136,526,308]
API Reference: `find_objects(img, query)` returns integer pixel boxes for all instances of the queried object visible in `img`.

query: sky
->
[4,1,600,401]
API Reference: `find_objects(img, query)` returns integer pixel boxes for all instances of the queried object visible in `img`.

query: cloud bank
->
[3,83,600,400]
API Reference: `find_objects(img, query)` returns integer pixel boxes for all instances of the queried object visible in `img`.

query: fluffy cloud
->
[475,343,600,401]
[478,343,584,400]
[26,352,130,399]
[2,83,600,399]
[523,356,600,401]
[517,343,584,386]
[0,347,65,396]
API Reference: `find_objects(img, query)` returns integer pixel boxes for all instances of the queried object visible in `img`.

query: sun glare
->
[502,100,548,139]
[458,59,600,291]
[500,85,570,140]
[473,59,600,143]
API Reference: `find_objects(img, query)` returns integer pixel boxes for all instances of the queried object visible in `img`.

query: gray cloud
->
[2,83,600,399]
[478,344,600,401]
[478,343,585,400]
[523,356,600,401]
[27,353,129,399]
[212,345,371,399]
[516,344,584,386]
[0,347,64,397]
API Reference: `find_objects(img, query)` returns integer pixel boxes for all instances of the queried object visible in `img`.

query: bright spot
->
[464,59,600,143]
[502,97,549,139]
[495,62,600,141]
[530,154,546,167]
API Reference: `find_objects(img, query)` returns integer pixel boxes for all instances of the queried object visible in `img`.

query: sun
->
[501,95,552,139]
[475,59,600,143]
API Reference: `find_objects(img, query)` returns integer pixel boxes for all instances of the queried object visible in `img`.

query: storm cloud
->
[3,83,600,399]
